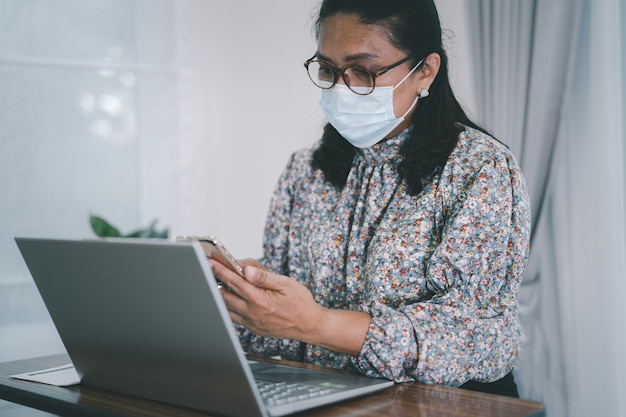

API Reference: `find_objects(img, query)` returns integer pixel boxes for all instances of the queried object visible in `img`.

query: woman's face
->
[317,13,431,139]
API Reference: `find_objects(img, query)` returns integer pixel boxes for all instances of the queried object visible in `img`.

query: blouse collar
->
[356,129,409,165]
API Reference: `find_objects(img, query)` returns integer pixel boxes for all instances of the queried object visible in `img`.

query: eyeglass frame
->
[303,54,418,95]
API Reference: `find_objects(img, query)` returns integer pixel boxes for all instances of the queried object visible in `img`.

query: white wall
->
[201,0,477,257]
[176,0,324,257]
[0,0,181,362]
[436,0,478,120]
[0,0,474,363]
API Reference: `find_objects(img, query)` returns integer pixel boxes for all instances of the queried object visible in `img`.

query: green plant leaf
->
[124,219,169,238]
[89,215,122,237]
[89,214,168,239]
[154,228,169,239]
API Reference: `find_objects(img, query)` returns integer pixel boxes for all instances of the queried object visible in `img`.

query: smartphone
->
[176,235,245,277]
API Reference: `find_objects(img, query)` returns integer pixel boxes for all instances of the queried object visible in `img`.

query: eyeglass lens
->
[306,61,374,94]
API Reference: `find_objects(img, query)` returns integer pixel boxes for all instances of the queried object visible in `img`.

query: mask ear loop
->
[399,87,429,120]
[394,58,429,120]
[392,59,424,91]
[400,93,421,119]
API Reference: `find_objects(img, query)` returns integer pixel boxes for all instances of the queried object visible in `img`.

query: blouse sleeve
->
[351,149,531,385]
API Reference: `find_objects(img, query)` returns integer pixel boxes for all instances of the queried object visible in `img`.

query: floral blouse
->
[237,126,531,386]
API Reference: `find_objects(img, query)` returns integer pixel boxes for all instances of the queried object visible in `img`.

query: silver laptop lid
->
[16,237,267,417]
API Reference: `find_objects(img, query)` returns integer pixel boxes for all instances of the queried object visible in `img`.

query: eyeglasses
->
[304,54,415,95]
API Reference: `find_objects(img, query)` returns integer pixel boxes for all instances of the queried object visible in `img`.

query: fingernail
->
[245,266,257,280]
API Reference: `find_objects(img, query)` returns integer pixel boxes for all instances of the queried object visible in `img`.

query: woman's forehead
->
[317,14,400,65]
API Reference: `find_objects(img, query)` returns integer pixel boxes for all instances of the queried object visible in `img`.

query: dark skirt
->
[459,372,519,398]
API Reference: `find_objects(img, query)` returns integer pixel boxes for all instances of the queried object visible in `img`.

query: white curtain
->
[468,1,626,416]
[467,2,581,412]
[547,2,626,416]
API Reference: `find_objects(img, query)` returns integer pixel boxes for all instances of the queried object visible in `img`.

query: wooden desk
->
[0,354,545,417]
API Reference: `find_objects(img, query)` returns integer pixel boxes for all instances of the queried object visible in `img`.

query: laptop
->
[15,237,393,417]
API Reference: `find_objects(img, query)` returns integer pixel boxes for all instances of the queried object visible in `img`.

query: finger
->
[238,258,266,270]
[227,309,246,326]
[213,261,277,302]
[219,285,246,307]
[244,266,283,291]
[219,286,252,321]
[210,259,251,297]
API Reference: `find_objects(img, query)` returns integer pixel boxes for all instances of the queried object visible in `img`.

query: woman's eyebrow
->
[344,52,380,62]
[316,51,380,64]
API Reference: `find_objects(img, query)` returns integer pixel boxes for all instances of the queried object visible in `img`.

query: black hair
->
[311,0,489,195]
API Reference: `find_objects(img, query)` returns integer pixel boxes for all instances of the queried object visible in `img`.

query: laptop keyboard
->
[256,380,334,406]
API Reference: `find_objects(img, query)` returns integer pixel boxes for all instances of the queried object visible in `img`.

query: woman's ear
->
[416,53,441,93]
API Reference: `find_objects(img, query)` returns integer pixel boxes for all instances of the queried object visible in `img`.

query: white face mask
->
[320,61,426,148]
